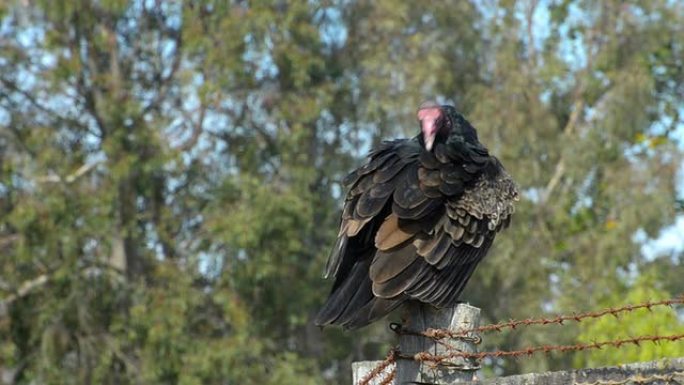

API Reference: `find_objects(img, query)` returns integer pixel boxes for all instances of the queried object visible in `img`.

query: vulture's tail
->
[314,253,404,330]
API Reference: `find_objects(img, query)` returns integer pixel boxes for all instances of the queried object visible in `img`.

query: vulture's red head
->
[417,101,479,151]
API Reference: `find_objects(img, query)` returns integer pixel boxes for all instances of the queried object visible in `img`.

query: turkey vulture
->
[315,102,518,330]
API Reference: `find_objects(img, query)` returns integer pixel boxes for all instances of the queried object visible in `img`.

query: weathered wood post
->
[395,303,480,384]
[352,303,481,385]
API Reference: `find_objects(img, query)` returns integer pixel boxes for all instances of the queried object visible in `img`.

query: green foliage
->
[0,0,682,383]
[575,274,684,367]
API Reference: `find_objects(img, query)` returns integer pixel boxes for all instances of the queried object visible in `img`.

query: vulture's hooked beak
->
[418,106,442,151]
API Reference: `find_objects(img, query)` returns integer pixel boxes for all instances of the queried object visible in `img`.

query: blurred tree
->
[0,0,682,384]
[461,0,684,374]
[0,0,326,383]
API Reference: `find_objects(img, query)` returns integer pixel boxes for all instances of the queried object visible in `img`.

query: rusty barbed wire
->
[390,322,483,344]
[400,333,684,363]
[471,297,684,334]
[358,298,684,384]
[357,348,397,385]
[574,371,684,385]
[393,297,684,340]
[377,369,396,385]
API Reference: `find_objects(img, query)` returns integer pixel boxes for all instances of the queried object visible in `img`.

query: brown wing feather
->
[369,245,418,283]
[372,258,422,298]
[375,214,415,251]
[422,232,453,265]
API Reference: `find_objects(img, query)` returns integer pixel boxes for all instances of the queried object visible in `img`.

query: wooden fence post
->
[351,303,481,385]
[395,302,480,384]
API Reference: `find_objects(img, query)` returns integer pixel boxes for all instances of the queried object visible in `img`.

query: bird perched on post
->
[315,102,518,330]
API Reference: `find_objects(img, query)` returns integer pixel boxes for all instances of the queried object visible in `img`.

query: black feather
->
[369,181,396,198]
[372,258,422,298]
[421,185,443,199]
[433,260,480,307]
[315,256,373,326]
[397,213,442,234]
[342,169,360,188]
[323,235,348,279]
[342,297,405,330]
[333,272,375,327]
[423,233,452,265]
[439,180,463,196]
[358,151,395,176]
[440,165,464,184]
[373,158,406,184]
[434,143,451,163]
[341,195,359,219]
[392,197,440,220]
[392,166,426,209]
[418,167,441,187]
[419,150,440,169]
[370,246,418,283]
[355,191,391,218]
